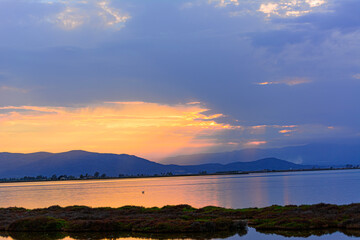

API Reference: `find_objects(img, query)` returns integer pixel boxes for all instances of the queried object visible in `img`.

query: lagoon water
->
[1,169,360,239]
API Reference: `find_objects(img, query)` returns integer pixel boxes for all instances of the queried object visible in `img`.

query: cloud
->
[50,0,130,30]
[208,0,239,8]
[284,78,312,85]
[258,0,327,18]
[244,140,267,147]
[1,0,360,156]
[279,129,296,136]
[207,0,326,17]
[306,0,326,8]
[187,101,202,105]
[258,3,279,17]
[353,73,360,79]
[97,1,130,28]
[256,78,311,86]
[250,125,267,134]
[0,102,236,159]
[203,0,328,20]
[55,6,85,30]
[201,122,355,154]
[0,102,354,158]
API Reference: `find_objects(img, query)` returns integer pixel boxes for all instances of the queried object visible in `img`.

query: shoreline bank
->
[0,166,359,185]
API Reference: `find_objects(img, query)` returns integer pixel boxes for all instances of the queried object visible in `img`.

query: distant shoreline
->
[0,166,359,184]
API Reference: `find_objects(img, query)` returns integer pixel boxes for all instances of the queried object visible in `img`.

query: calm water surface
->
[0,169,359,209]
[1,169,360,239]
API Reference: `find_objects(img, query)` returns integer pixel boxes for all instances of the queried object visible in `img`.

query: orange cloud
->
[186,101,201,105]
[244,140,267,147]
[256,78,311,86]
[250,125,267,134]
[285,78,311,86]
[256,81,273,85]
[279,129,295,134]
[0,102,236,160]
[280,125,297,128]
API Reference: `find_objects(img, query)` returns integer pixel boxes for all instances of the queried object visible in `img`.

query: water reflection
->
[256,228,360,238]
[0,230,247,240]
[1,228,360,240]
[0,170,360,209]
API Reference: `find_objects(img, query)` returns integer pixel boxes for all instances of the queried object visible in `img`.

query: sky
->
[0,0,359,160]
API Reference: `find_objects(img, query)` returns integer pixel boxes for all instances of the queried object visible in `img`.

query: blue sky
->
[0,0,359,159]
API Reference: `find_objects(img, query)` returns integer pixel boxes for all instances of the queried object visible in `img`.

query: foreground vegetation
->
[241,203,360,230]
[1,203,360,235]
[0,205,246,233]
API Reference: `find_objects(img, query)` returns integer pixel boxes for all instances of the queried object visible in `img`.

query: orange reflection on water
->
[0,174,286,210]
[2,171,353,210]
[282,175,290,205]
[0,176,224,209]
[248,174,269,207]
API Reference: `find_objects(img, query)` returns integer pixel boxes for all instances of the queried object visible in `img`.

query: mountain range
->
[1,143,359,178]
[162,143,360,166]
[0,150,311,178]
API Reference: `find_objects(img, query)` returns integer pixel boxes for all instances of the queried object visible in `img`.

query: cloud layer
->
[0,102,236,159]
[0,0,359,157]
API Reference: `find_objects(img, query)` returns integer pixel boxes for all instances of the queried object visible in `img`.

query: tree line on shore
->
[0,171,179,182]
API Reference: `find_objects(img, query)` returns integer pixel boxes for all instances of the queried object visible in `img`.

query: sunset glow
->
[0,102,235,159]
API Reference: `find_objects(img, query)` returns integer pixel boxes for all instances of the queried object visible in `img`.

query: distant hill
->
[0,151,310,178]
[0,152,53,172]
[0,151,169,178]
[179,158,312,173]
[162,143,360,166]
